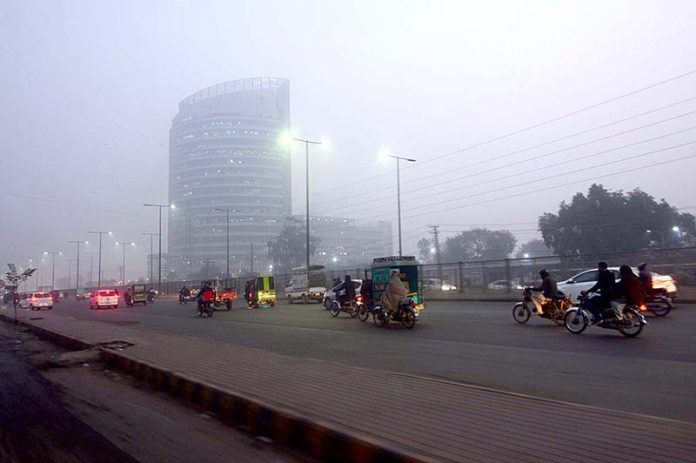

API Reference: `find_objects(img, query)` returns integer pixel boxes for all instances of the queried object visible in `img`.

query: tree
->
[417,238,434,263]
[515,239,553,258]
[267,217,320,274]
[539,184,696,255]
[442,228,517,262]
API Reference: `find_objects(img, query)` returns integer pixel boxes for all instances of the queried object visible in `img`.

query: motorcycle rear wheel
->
[619,309,644,337]
[329,302,340,317]
[512,303,531,324]
[357,305,369,322]
[649,300,672,317]
[374,311,387,327]
[348,304,358,318]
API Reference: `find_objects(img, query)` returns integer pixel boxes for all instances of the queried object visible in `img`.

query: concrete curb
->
[0,313,431,463]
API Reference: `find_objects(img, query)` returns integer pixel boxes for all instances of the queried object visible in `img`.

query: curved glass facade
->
[168,78,291,277]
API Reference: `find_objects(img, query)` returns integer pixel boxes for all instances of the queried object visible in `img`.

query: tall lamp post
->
[285,136,322,282]
[142,233,158,285]
[67,240,88,292]
[144,203,175,293]
[115,241,136,284]
[88,231,112,287]
[43,251,62,289]
[382,152,416,257]
[214,208,231,284]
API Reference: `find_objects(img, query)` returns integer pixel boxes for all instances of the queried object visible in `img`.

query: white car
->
[423,279,458,291]
[89,289,119,309]
[487,280,524,291]
[322,279,362,309]
[19,292,53,310]
[557,267,678,301]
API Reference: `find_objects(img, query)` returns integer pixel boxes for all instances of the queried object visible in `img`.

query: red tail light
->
[357,295,363,302]
[639,305,648,312]
[410,300,416,308]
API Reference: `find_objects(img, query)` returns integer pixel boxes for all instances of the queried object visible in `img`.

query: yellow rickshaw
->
[247,275,276,308]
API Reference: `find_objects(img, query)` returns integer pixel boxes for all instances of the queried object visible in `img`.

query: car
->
[89,289,119,309]
[322,279,362,309]
[487,280,524,291]
[75,290,91,300]
[19,292,54,310]
[557,267,678,301]
[423,278,458,291]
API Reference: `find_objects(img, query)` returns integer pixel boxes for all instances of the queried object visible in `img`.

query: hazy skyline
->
[2,0,696,283]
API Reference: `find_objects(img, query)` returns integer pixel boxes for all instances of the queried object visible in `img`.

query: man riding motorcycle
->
[179,285,191,302]
[581,261,615,324]
[528,269,559,314]
[380,270,407,316]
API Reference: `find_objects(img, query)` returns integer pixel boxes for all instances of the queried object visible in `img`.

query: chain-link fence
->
[68,246,696,301]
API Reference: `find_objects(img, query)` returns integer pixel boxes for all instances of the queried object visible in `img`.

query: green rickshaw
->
[368,256,425,328]
[247,275,276,308]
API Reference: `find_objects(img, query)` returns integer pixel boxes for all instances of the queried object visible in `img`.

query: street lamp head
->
[170,204,176,209]
[377,147,392,164]
[319,138,330,149]
[108,231,113,235]
[672,226,680,232]
[279,130,294,147]
[523,253,530,259]
[43,251,48,255]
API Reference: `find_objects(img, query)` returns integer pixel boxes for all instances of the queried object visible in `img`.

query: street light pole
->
[388,154,417,257]
[144,203,174,294]
[67,240,87,292]
[291,137,322,283]
[88,231,112,287]
[142,233,158,285]
[43,251,61,289]
[214,208,231,283]
[116,241,135,284]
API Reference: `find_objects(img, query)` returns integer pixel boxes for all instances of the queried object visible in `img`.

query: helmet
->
[539,269,549,278]
[638,262,647,271]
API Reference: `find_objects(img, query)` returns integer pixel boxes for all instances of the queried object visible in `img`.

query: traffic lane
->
[44,299,696,422]
[50,298,696,364]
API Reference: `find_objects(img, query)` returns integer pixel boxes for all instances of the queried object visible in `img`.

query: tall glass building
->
[168,78,291,278]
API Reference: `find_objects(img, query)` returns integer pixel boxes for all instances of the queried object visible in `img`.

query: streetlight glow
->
[672,226,680,232]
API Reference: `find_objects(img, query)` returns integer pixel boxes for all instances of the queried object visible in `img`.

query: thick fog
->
[2,0,696,284]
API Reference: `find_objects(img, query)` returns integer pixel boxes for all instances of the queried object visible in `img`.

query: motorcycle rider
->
[581,261,615,324]
[179,285,190,302]
[198,281,215,309]
[380,270,407,316]
[637,262,654,297]
[342,275,356,306]
[529,269,559,314]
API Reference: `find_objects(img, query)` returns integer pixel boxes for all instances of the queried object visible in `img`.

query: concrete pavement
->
[2,303,695,462]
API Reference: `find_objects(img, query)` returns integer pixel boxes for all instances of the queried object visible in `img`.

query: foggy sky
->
[2,0,696,284]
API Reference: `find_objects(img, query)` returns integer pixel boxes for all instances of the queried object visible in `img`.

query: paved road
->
[39,298,696,423]
[0,327,138,463]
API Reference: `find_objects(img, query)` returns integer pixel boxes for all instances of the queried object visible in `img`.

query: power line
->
[318,121,696,217]
[306,68,696,198]
[307,96,696,210]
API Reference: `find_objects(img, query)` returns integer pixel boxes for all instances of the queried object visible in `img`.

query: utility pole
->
[214,208,231,284]
[142,233,158,285]
[428,224,443,283]
[67,240,87,292]
[250,242,254,274]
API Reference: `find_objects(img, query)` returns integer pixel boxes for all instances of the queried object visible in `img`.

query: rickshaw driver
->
[380,270,407,316]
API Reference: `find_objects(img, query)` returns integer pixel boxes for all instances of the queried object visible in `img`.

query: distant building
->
[296,215,393,269]
[168,78,291,277]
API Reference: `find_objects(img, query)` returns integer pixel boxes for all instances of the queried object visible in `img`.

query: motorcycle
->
[197,299,214,317]
[179,293,191,304]
[373,298,418,329]
[512,288,570,325]
[564,293,647,337]
[329,297,358,318]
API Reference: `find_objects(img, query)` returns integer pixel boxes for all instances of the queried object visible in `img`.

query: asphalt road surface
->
[40,297,696,423]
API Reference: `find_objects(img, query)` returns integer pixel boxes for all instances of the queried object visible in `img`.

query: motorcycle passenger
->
[529,269,559,314]
[360,278,374,308]
[637,262,654,297]
[616,265,647,308]
[380,270,407,316]
[581,261,615,324]
[198,281,215,306]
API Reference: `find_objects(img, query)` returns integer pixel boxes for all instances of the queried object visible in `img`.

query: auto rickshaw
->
[246,275,276,308]
[125,284,148,306]
[215,287,237,310]
[367,256,425,328]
